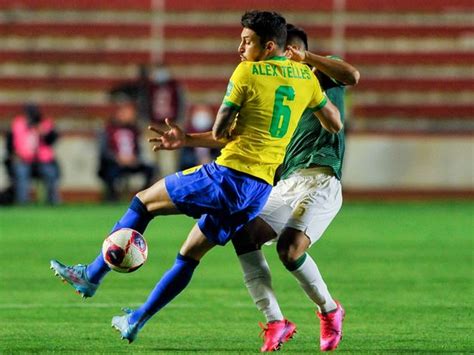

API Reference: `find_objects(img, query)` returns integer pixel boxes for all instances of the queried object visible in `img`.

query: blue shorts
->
[164,162,272,245]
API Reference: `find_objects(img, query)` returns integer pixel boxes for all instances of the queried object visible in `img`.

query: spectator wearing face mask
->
[178,104,218,170]
[145,63,186,176]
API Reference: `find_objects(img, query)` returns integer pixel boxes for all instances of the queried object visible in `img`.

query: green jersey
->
[280,67,346,181]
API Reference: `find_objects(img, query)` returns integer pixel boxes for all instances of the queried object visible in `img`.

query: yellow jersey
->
[215,56,327,184]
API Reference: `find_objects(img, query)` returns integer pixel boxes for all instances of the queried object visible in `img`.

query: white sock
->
[238,250,284,323]
[291,253,337,313]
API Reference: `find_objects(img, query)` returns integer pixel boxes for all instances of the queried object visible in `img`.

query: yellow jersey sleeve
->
[223,62,249,110]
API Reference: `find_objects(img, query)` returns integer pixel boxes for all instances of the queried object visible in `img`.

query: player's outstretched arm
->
[287,47,360,86]
[314,99,342,134]
[148,118,226,151]
[185,131,228,149]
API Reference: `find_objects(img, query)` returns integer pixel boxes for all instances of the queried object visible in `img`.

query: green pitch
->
[0,201,472,353]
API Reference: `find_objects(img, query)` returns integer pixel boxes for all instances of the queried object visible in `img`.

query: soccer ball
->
[102,228,148,273]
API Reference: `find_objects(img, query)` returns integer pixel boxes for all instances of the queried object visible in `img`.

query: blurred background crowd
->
[0,62,217,204]
[0,0,472,204]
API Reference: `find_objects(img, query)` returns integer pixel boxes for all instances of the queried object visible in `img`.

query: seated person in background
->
[98,95,155,201]
[108,63,186,177]
[9,103,60,205]
[178,104,218,170]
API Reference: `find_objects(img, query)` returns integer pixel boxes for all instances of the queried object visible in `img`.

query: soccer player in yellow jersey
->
[217,47,330,184]
[50,10,341,344]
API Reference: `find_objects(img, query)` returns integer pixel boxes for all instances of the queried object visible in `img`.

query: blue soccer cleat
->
[111,308,146,344]
[50,259,98,298]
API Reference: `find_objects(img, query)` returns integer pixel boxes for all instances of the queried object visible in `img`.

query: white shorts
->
[260,167,342,246]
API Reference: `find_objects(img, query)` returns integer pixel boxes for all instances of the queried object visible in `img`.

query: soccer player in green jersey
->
[230,24,360,352]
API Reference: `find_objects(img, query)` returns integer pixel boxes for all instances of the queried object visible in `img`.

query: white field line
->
[0,302,309,310]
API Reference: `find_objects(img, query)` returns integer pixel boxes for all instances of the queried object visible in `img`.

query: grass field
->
[0,201,472,354]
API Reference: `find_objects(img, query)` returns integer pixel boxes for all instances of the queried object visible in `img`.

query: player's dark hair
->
[286,24,308,50]
[241,10,287,49]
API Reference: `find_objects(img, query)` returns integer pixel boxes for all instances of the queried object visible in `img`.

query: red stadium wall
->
[0,0,472,200]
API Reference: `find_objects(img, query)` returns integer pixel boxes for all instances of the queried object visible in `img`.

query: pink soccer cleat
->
[317,301,345,351]
[259,319,297,352]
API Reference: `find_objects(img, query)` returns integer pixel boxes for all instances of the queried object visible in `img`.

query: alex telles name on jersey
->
[251,62,312,80]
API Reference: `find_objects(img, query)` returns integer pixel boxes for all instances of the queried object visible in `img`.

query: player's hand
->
[148,118,186,151]
[285,46,306,63]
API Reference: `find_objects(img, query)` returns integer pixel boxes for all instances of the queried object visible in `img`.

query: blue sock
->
[87,197,154,284]
[111,196,154,234]
[130,254,199,325]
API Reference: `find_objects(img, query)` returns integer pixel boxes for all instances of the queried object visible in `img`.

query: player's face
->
[238,28,267,62]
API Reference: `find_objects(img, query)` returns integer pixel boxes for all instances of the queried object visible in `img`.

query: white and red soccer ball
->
[102,228,148,273]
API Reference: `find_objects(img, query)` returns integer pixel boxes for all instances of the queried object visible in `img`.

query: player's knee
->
[232,218,276,255]
[135,188,150,204]
[277,228,310,266]
[135,179,178,215]
[232,230,260,255]
[277,243,300,266]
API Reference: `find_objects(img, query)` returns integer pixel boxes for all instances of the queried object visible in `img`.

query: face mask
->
[192,110,214,131]
[154,69,171,84]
